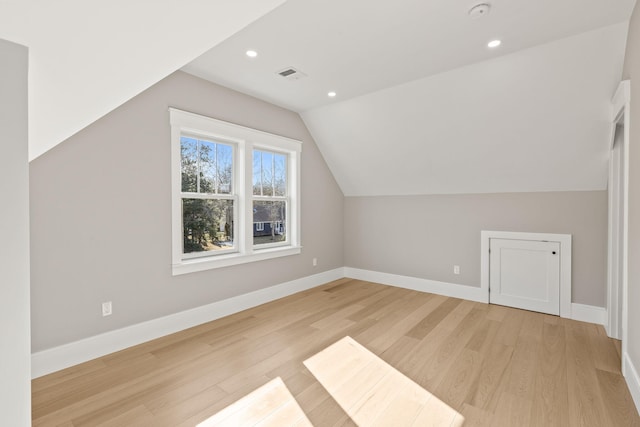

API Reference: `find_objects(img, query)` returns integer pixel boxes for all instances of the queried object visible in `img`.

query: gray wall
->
[623,1,640,389]
[30,71,344,352]
[0,39,31,425]
[345,191,607,307]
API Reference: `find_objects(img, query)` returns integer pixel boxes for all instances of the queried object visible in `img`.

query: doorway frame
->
[480,230,572,317]
[607,81,630,352]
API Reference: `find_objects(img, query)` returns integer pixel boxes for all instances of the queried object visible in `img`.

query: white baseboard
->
[31,268,345,379]
[344,267,487,303]
[344,268,607,327]
[570,303,607,326]
[623,352,640,415]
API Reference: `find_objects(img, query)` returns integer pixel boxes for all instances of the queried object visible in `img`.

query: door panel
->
[490,238,560,315]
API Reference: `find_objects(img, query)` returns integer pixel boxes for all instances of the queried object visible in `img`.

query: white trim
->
[623,352,640,415]
[607,81,630,354]
[570,303,607,326]
[172,246,302,275]
[31,267,344,378]
[480,230,572,318]
[612,80,630,125]
[344,267,487,303]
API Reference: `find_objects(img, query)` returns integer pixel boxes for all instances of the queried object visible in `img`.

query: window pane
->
[180,136,198,192]
[253,200,286,245]
[253,150,287,197]
[253,151,262,196]
[217,143,233,194]
[274,153,287,196]
[182,136,233,195]
[182,198,234,254]
[261,151,274,196]
[199,139,216,193]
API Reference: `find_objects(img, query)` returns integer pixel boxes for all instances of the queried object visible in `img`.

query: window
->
[170,109,301,275]
[180,136,235,257]
[253,149,287,247]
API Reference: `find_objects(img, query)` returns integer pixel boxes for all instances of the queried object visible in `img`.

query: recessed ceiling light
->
[328,91,337,98]
[246,50,258,58]
[488,40,501,48]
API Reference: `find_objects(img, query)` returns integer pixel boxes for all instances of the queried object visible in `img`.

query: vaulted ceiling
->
[0,0,286,160]
[184,0,636,195]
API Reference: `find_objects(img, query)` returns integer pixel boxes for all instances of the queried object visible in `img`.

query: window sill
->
[172,246,302,276]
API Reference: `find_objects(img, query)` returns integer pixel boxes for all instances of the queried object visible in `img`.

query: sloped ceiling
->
[0,0,286,160]
[303,23,627,195]
[183,0,635,196]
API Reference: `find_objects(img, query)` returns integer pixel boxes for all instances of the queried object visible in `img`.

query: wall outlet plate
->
[102,301,112,317]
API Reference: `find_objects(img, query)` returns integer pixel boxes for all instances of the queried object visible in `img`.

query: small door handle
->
[552,251,557,255]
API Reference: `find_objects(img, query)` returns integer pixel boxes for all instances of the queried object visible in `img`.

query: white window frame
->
[170,108,302,275]
[255,222,265,232]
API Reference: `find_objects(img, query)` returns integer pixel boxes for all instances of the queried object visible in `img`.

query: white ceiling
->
[0,0,286,160]
[304,23,627,195]
[183,0,636,196]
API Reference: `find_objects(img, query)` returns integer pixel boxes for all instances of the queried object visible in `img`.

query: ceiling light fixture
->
[487,40,501,48]
[328,91,337,98]
[246,50,258,58]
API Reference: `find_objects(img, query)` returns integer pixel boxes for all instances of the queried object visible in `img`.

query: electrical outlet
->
[453,265,460,275]
[312,257,318,267]
[102,301,112,317]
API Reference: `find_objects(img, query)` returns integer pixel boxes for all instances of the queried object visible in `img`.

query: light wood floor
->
[32,279,640,426]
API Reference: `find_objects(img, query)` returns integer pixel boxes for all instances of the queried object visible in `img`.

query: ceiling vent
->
[277,67,307,81]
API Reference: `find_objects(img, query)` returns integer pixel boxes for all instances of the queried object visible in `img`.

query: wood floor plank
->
[464,342,513,410]
[31,280,640,427]
[197,377,311,427]
[503,333,539,399]
[565,321,609,427]
[149,384,229,426]
[459,403,493,427]
[93,404,154,427]
[529,321,569,427]
[435,347,482,409]
[588,326,623,374]
[595,368,640,426]
[395,299,475,377]
[405,296,462,339]
[492,392,532,426]
[366,293,442,354]
[411,306,486,390]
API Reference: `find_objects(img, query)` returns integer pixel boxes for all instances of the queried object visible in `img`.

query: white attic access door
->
[481,231,572,317]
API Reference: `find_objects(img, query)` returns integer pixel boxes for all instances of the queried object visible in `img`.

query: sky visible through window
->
[253,149,286,197]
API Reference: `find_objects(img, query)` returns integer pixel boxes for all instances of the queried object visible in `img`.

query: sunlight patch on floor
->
[304,336,465,426]
[197,377,312,427]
